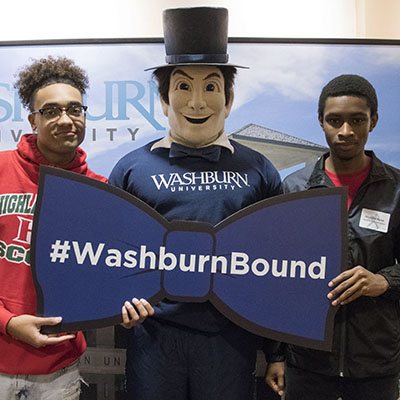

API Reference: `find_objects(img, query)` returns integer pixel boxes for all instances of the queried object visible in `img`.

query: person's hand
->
[6,315,75,348]
[327,265,389,306]
[120,298,154,329]
[265,361,285,397]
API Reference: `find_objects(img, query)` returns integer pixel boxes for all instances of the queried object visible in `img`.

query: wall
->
[2,0,399,41]
[356,0,400,38]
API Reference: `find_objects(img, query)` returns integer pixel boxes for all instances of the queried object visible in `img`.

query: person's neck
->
[169,130,223,149]
[38,147,76,167]
[325,152,369,176]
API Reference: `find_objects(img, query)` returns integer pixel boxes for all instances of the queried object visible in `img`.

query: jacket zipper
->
[338,179,370,378]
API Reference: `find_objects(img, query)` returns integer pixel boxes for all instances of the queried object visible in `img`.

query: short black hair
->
[152,65,237,106]
[318,74,378,118]
[14,56,89,111]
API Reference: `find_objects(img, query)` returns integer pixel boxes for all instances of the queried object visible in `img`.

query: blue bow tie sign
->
[32,166,347,351]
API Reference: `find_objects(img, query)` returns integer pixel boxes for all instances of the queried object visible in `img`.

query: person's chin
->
[334,150,358,161]
[183,133,219,147]
[62,136,82,149]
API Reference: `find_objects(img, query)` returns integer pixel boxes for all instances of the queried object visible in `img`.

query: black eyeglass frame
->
[31,105,88,120]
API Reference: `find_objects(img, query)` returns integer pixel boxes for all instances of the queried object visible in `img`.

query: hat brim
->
[145,62,248,71]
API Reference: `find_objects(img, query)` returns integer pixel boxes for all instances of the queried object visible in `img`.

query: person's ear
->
[28,113,37,132]
[161,97,169,117]
[369,113,378,132]
[318,115,324,128]
[224,89,234,118]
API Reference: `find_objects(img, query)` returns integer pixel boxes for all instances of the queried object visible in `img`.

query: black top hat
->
[146,7,247,70]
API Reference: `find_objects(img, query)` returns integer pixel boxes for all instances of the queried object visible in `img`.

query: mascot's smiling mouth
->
[184,116,211,124]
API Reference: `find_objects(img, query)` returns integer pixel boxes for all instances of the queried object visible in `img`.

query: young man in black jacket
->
[266,74,400,400]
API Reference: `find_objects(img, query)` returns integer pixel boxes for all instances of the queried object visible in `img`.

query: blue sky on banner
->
[0,41,400,176]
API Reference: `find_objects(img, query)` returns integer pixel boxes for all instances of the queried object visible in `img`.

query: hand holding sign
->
[328,265,389,306]
[121,298,155,329]
[32,166,347,350]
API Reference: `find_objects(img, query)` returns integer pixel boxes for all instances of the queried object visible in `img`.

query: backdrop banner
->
[32,166,347,351]
[1,39,400,177]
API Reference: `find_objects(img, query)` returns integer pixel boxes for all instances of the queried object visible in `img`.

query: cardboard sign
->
[31,166,347,351]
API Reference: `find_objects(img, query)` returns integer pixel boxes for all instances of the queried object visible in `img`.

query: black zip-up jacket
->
[281,151,400,378]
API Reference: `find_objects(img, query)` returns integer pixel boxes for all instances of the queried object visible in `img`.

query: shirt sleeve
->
[0,302,16,335]
[263,339,286,363]
[108,159,127,189]
[376,215,400,300]
[261,157,283,199]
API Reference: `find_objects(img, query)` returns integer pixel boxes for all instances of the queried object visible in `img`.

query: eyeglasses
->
[31,105,88,121]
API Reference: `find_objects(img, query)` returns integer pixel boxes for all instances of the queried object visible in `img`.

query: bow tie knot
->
[169,143,222,162]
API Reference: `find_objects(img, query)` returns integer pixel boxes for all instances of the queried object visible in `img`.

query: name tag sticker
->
[359,208,391,233]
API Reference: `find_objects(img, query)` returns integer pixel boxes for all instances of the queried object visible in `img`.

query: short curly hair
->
[14,56,89,111]
[318,74,378,118]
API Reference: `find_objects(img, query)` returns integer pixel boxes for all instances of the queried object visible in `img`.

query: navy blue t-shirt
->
[109,139,282,332]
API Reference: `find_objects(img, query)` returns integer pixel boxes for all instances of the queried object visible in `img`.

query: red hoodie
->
[0,134,107,375]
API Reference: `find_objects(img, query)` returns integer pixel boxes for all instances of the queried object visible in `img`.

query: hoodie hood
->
[16,133,106,184]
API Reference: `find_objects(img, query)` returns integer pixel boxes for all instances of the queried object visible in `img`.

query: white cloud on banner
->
[228,43,400,114]
[365,46,400,65]
[229,44,330,109]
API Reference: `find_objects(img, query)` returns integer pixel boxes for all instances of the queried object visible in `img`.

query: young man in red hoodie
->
[0,56,153,399]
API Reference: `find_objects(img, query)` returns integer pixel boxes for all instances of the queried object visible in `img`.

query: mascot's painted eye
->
[178,82,190,91]
[205,83,216,92]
